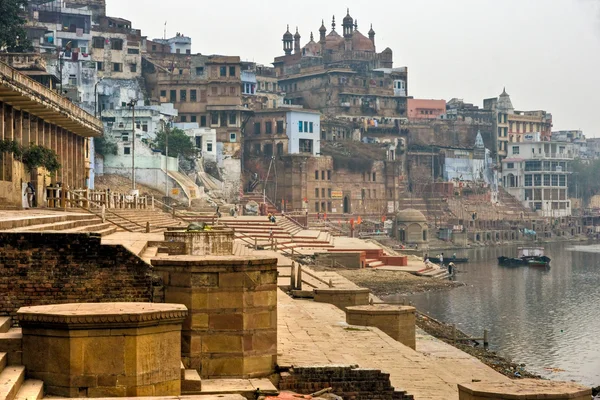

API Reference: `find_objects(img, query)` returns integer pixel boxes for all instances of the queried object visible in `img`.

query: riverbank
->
[336,269,542,381]
[336,268,462,296]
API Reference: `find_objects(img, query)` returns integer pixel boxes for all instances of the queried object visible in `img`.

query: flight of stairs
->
[0,317,44,400]
[103,209,187,233]
[1,213,117,237]
[240,192,279,215]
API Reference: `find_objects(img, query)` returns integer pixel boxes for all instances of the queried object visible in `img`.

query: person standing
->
[25,182,35,209]
[439,253,444,268]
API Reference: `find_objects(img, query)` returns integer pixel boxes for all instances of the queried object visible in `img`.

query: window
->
[211,87,218,96]
[254,122,261,134]
[186,49,191,55]
[127,48,139,54]
[265,121,272,134]
[97,61,104,71]
[170,90,176,102]
[230,133,237,143]
[160,90,167,98]
[191,116,197,123]
[373,172,376,182]
[180,90,187,102]
[512,146,520,155]
[328,188,332,198]
[211,112,219,125]
[327,170,331,180]
[525,175,532,187]
[92,36,105,49]
[129,63,137,72]
[362,189,366,200]
[151,44,157,51]
[124,147,131,155]
[315,202,320,212]
[276,121,284,134]
[507,162,514,169]
[321,188,325,198]
[552,175,559,186]
[112,63,123,72]
[142,124,148,132]
[176,49,180,54]
[229,113,236,125]
[110,38,123,50]
[200,115,207,127]
[315,188,319,198]
[196,67,204,75]
[195,136,202,149]
[207,142,213,152]
[190,90,197,101]
[544,175,551,186]
[559,175,566,187]
[309,122,314,133]
[220,112,227,127]
[321,171,325,180]
[181,116,187,123]
[534,174,542,187]
[315,170,319,180]
[220,66,227,77]
[68,74,77,86]
[200,90,207,102]
[298,121,303,132]
[229,66,236,77]
[299,139,313,153]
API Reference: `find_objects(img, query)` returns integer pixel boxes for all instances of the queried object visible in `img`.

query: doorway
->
[343,196,350,214]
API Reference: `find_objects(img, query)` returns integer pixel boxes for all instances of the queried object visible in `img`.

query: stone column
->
[18,302,187,398]
[152,256,278,378]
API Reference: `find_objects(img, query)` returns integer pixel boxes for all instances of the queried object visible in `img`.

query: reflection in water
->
[387,243,600,386]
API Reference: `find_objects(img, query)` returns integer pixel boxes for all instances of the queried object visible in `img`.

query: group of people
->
[423,252,457,276]
[267,213,276,223]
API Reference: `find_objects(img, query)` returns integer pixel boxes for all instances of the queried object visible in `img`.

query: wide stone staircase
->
[0,212,117,236]
[102,209,187,233]
[0,317,44,400]
[240,192,279,215]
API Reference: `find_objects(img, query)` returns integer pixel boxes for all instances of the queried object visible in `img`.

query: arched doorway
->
[343,196,350,214]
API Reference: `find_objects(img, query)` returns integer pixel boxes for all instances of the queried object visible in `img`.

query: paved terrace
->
[278,290,510,400]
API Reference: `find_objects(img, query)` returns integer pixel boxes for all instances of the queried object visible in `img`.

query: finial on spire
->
[310,32,314,41]
[332,15,336,31]
[287,24,290,32]
[347,7,350,15]
[354,20,358,31]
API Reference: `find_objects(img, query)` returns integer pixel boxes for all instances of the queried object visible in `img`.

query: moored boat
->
[498,247,551,268]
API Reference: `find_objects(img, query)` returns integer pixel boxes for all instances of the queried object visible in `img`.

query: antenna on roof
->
[164,21,167,40]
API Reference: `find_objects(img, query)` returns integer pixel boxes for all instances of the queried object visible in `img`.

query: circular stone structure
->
[346,305,416,349]
[395,209,428,244]
[17,303,188,398]
[458,379,591,400]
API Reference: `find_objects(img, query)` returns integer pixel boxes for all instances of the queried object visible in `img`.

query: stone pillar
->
[457,380,591,400]
[152,256,278,378]
[346,305,416,349]
[313,288,370,310]
[164,229,234,256]
[18,303,187,398]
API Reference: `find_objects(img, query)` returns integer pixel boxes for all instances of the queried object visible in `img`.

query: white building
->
[153,33,192,54]
[502,141,574,217]
[182,127,217,163]
[286,109,321,156]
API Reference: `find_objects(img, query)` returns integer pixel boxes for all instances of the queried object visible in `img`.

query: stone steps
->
[0,365,25,400]
[3,218,103,233]
[0,329,22,366]
[140,247,158,264]
[14,380,43,400]
[181,369,202,394]
[0,320,11,335]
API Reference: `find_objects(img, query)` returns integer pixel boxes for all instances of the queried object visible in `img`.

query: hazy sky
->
[107,0,600,135]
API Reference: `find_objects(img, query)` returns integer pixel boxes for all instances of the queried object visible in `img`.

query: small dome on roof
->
[396,209,427,223]
[283,25,293,40]
[294,27,301,39]
[343,8,353,24]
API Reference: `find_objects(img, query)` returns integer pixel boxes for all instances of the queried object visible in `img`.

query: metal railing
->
[45,188,150,210]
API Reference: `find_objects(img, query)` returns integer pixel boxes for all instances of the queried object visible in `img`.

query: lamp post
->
[128,99,137,191]
[57,41,72,95]
[94,77,103,118]
[164,119,170,203]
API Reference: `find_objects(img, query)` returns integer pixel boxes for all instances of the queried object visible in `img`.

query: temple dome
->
[396,209,427,223]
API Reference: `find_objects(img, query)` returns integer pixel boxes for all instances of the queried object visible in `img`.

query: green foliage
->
[94,136,118,157]
[0,0,32,52]
[0,140,60,172]
[570,159,600,203]
[155,128,196,158]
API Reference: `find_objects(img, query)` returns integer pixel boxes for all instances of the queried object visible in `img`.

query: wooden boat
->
[498,247,550,268]
[429,257,469,264]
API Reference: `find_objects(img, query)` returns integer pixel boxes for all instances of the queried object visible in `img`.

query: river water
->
[389,243,600,386]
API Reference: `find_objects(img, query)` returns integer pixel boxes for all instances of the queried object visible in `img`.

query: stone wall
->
[0,233,154,322]
[279,366,414,400]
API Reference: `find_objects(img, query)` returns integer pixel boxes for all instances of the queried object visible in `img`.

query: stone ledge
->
[314,288,370,295]
[458,379,591,399]
[152,257,278,272]
[17,303,188,329]
[346,305,416,315]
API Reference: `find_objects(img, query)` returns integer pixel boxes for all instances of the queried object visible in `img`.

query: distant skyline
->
[106,0,600,135]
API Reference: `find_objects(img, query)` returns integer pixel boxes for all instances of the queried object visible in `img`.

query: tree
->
[0,0,32,52]
[93,137,118,157]
[154,128,196,159]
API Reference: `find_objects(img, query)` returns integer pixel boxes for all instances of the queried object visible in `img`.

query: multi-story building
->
[241,63,283,110]
[245,108,321,159]
[502,141,574,217]
[406,99,446,121]
[273,10,409,140]
[485,89,553,161]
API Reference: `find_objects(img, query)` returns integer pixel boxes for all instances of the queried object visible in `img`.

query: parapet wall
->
[0,232,155,322]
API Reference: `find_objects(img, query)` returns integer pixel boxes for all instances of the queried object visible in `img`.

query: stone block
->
[202,357,244,378]
[192,273,219,288]
[346,305,416,350]
[201,335,243,353]
[314,288,371,310]
[209,313,243,330]
[18,303,187,398]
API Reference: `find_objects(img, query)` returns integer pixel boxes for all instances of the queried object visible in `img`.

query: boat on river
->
[429,257,469,264]
[498,247,551,268]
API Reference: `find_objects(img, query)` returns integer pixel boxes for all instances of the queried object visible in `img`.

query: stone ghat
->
[279,366,414,400]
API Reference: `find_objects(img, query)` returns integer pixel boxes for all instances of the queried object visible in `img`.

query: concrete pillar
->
[152,256,278,378]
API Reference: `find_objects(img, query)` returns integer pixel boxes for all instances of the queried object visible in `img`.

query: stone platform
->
[18,303,187,398]
[458,379,591,399]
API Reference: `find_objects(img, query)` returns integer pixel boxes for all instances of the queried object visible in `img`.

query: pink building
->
[407,99,447,120]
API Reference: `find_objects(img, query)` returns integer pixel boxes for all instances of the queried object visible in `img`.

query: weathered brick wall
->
[279,366,414,400]
[0,232,154,322]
